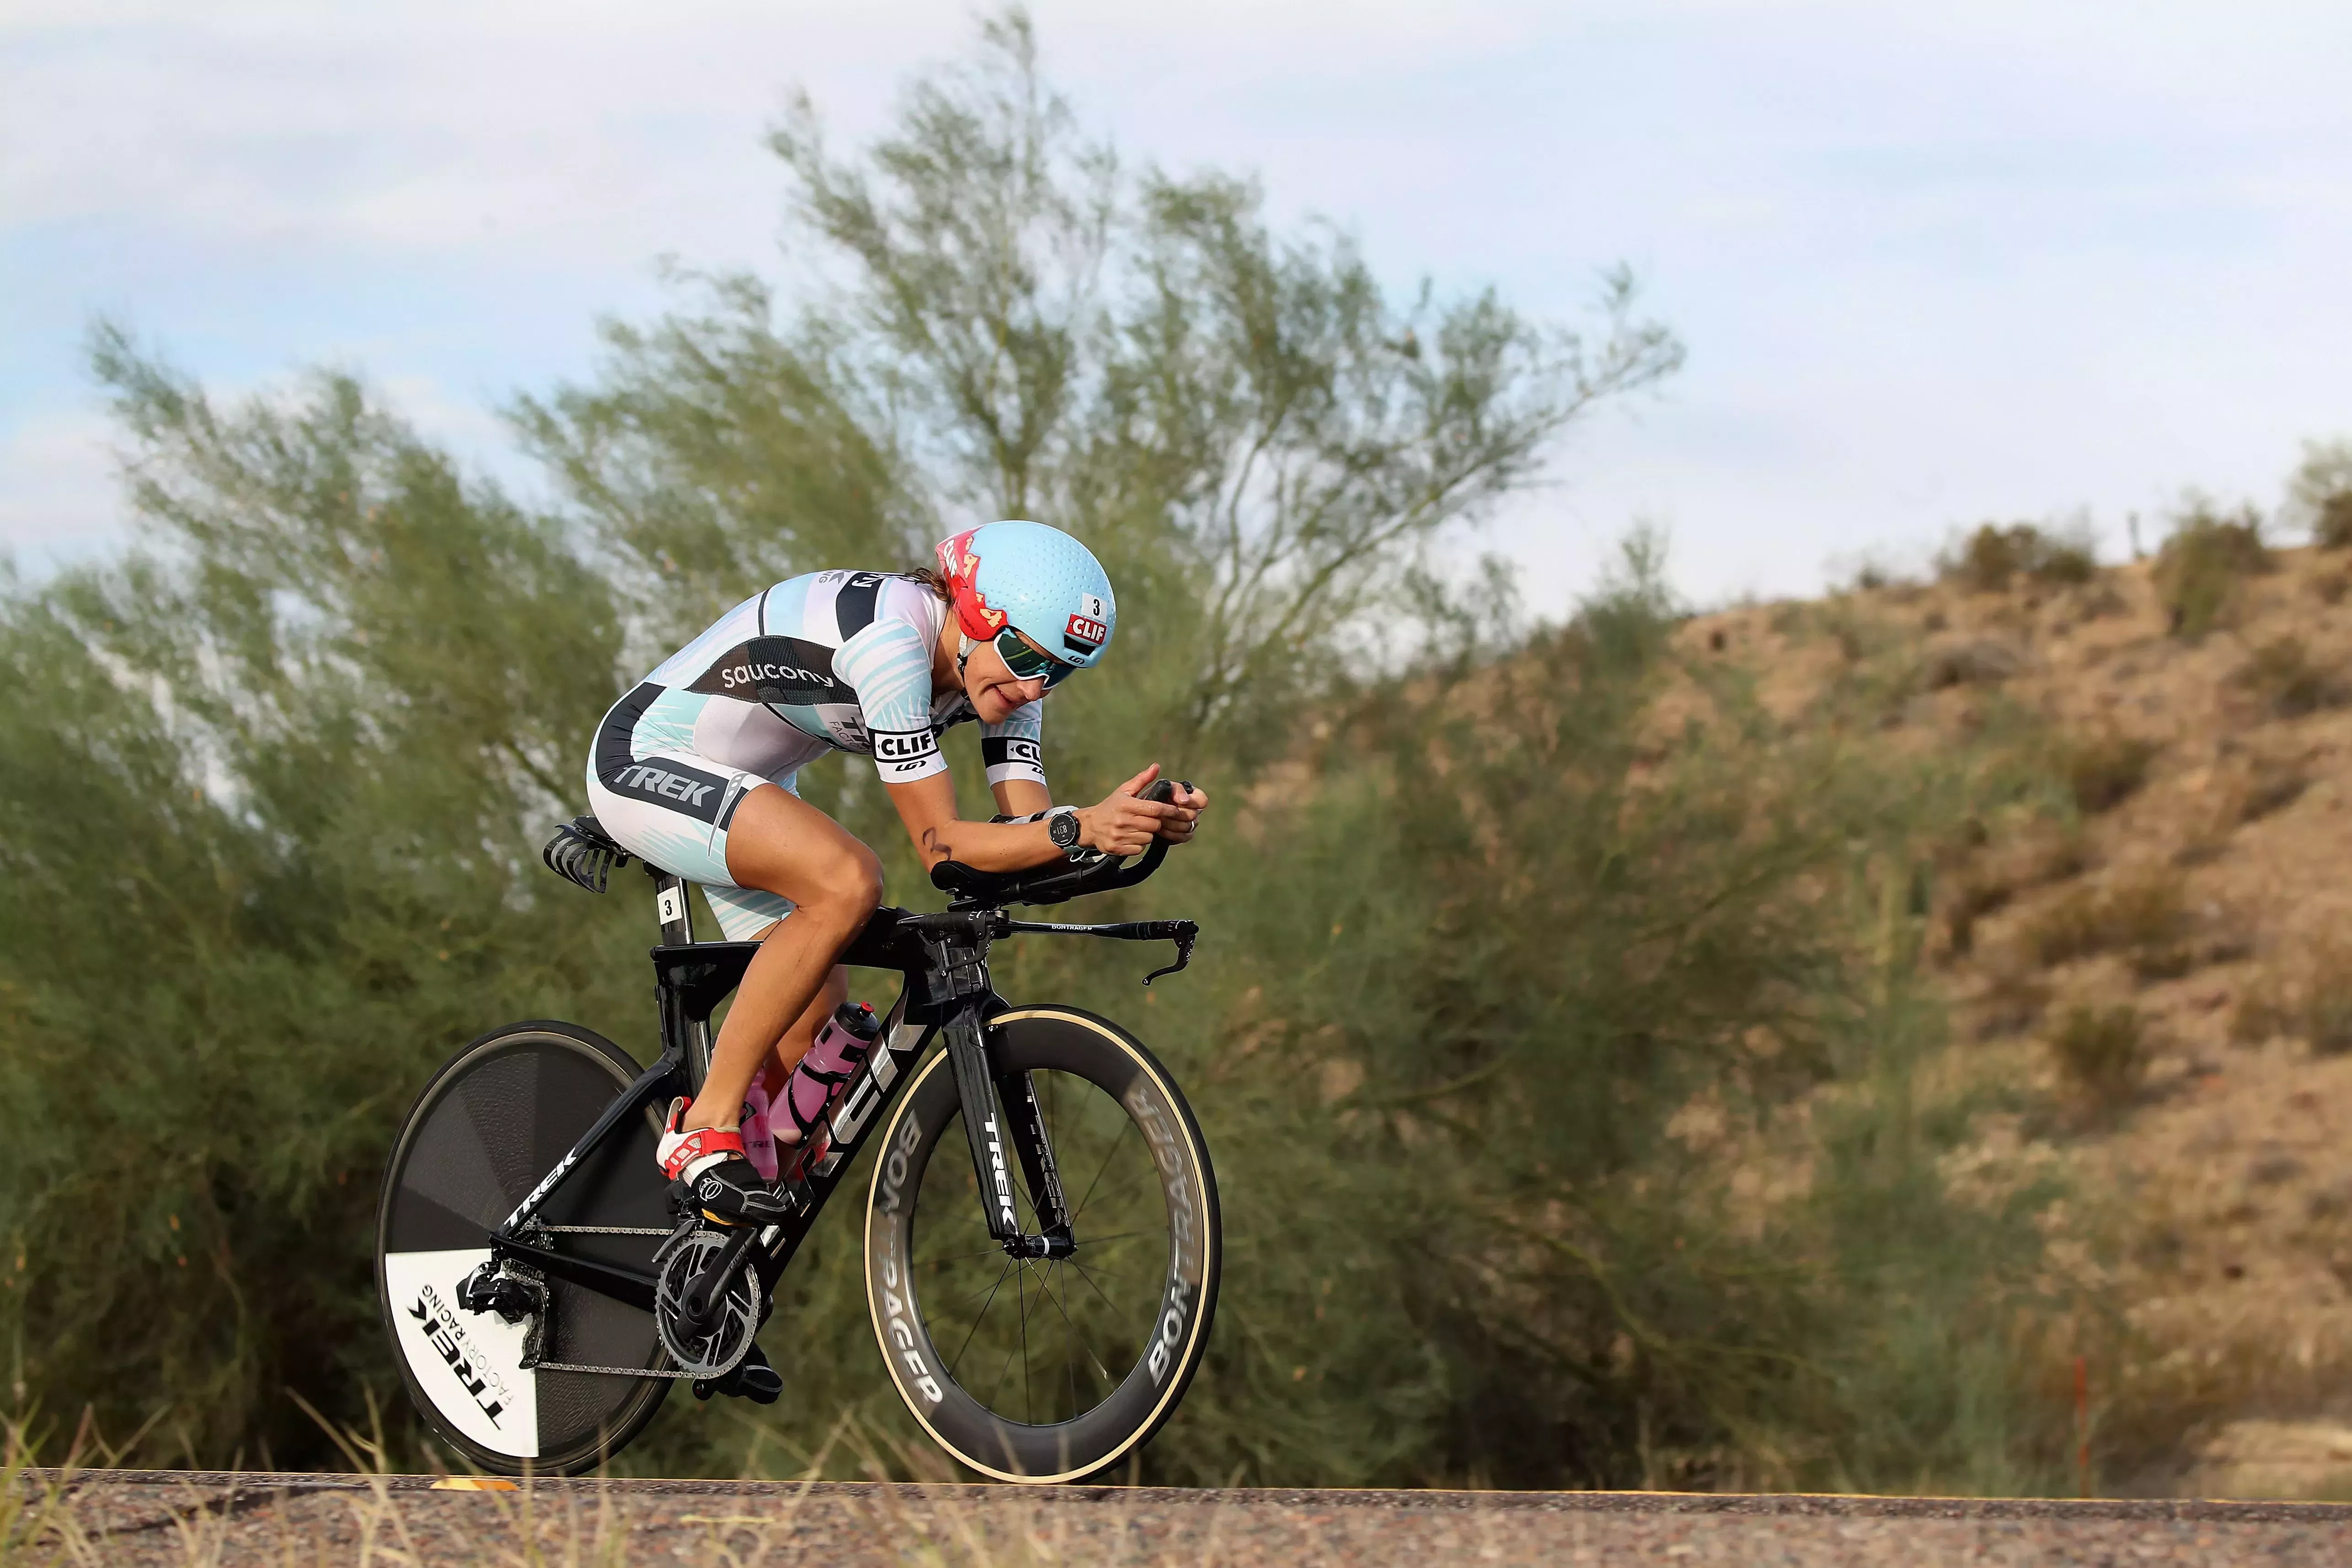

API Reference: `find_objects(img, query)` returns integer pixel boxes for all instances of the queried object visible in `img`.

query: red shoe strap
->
[661,1124,746,1181]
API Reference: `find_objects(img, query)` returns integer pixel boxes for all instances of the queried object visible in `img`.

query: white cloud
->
[0,410,126,562]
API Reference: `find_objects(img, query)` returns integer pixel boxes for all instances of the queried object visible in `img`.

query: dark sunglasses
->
[994,626,1080,688]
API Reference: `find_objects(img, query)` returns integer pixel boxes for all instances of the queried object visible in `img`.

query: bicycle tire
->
[864,1006,1220,1483]
[377,1021,674,1475]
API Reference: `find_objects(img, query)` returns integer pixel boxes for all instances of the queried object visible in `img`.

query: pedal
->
[665,1173,809,1225]
[693,1346,782,1404]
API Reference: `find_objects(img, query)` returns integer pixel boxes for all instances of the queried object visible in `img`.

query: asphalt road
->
[20,1470,2352,1566]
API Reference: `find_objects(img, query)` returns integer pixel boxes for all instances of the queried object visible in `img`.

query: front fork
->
[942,1002,1074,1259]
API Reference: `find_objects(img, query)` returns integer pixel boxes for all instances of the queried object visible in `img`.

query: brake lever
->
[1141,921,1198,986]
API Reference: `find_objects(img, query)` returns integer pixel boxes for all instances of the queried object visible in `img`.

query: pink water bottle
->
[778,1003,883,1146]
[738,1079,781,1182]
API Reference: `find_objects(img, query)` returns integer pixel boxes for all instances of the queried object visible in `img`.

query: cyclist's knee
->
[802,843,883,927]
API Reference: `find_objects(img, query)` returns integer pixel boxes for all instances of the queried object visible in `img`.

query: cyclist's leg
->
[584,690,881,1153]
[752,965,850,1097]
[683,783,881,1136]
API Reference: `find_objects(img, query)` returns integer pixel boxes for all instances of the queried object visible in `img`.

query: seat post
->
[652,868,696,945]
[649,868,716,1090]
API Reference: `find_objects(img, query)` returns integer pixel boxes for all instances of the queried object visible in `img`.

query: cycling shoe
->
[671,1156,798,1227]
[658,1098,799,1225]
[694,1343,782,1404]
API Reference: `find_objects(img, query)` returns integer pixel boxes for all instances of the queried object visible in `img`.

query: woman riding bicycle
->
[584,521,1208,1225]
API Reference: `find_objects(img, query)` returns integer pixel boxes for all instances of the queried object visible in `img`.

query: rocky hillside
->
[1685,522,2352,1498]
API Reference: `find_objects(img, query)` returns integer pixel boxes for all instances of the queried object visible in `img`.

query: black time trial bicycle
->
[373,787,1219,1483]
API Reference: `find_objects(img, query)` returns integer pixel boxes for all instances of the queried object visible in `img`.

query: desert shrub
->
[2317,494,2352,551]
[2047,1004,2145,1107]
[1923,637,2027,690]
[1940,523,2097,593]
[2233,636,2343,719]
[2063,730,2158,815]
[2229,969,2352,1054]
[2022,872,2187,971]
[2153,504,2271,640]
[2309,975,2352,1056]
[2287,439,2352,546]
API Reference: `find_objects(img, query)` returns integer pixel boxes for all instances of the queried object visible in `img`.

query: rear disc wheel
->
[376,1021,675,1475]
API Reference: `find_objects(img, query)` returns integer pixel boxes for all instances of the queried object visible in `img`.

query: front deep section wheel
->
[864,1006,1221,1483]
[377,1022,674,1475]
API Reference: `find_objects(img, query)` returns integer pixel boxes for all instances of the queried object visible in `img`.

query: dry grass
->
[2047,1003,2146,1109]
[2021,871,2189,971]
[2233,637,2345,720]
[2063,730,2159,816]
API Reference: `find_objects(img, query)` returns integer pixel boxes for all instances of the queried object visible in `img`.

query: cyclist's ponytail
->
[904,566,954,601]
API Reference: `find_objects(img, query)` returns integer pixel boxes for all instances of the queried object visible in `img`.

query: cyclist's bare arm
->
[885,764,1208,871]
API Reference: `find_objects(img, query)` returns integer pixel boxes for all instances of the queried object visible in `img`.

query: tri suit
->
[584,569,1046,938]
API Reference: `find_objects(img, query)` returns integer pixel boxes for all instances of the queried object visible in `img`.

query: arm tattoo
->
[920,826,953,862]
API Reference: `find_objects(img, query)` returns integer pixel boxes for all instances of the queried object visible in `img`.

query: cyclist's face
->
[964,629,1053,720]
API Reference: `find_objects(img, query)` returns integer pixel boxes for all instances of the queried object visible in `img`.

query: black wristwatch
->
[1045,805,1087,859]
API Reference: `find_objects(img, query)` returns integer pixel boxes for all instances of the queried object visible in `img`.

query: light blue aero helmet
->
[934,520,1117,672]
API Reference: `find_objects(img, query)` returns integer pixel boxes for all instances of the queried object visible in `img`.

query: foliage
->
[2232,635,2343,720]
[0,8,2081,1494]
[1939,523,2096,593]
[2020,872,2188,972]
[2047,1005,2144,1110]
[2286,438,2352,547]
[2318,495,2352,552]
[2153,503,2270,641]
[2062,730,2157,816]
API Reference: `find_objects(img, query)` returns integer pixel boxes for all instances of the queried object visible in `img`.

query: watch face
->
[1049,810,1081,848]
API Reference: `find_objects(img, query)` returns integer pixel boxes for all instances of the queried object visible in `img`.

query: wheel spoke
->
[1066,1118,1136,1226]
[1067,1257,1146,1329]
[1035,1259,1117,1390]
[946,1257,1018,1378]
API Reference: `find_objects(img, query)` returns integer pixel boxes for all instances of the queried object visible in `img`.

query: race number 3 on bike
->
[376,521,1224,1481]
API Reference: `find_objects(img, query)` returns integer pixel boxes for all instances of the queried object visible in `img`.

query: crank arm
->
[679,1222,759,1334]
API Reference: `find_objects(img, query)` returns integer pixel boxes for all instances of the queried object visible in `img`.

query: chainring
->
[653,1224,763,1380]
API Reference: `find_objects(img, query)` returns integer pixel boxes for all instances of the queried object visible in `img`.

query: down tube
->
[757,994,936,1283]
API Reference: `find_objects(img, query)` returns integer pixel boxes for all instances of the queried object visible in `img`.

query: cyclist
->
[585,521,1207,1226]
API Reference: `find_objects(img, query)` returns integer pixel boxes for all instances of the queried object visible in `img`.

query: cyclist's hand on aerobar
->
[1080,764,1208,856]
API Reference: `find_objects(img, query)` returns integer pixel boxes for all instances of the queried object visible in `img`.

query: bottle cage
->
[542,814,634,895]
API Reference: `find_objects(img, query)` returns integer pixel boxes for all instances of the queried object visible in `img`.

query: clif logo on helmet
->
[934,521,1117,671]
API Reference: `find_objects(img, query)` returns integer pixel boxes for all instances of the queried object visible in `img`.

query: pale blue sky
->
[5,0,2349,612]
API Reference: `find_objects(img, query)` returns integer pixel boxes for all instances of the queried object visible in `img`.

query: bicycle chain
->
[524,1223,716,1377]
[528,1359,680,1380]
[532,1224,671,1236]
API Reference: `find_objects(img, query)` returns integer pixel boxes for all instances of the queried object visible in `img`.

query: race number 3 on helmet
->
[936,521,1117,681]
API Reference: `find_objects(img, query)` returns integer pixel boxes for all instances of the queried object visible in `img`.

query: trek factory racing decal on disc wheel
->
[863,1008,1220,1484]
